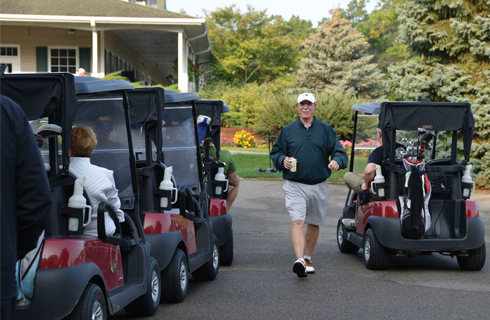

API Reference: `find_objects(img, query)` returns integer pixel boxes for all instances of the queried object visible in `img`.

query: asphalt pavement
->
[114,179,490,320]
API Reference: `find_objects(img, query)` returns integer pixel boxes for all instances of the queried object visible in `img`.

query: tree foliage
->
[205,5,302,85]
[297,9,384,98]
[348,0,411,72]
[387,0,490,187]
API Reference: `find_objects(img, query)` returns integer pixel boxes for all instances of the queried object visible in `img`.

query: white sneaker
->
[304,258,315,274]
[342,218,356,229]
[293,258,307,278]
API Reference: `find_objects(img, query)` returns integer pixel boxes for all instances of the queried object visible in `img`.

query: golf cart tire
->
[363,228,390,270]
[191,235,220,281]
[337,219,359,254]
[161,249,188,303]
[67,283,107,320]
[220,230,234,266]
[125,257,161,317]
[457,242,486,271]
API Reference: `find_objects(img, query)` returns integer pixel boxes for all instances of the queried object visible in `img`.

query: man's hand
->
[328,160,340,171]
[283,157,296,170]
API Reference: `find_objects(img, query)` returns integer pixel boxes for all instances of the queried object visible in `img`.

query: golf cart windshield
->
[74,77,135,209]
[162,104,200,194]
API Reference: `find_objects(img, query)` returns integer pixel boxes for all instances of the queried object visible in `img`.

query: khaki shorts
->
[282,179,330,225]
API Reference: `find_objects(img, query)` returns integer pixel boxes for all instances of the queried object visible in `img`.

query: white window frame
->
[48,46,79,73]
[0,44,21,73]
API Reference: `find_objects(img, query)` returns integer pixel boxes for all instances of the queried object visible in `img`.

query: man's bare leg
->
[291,220,305,259]
[304,224,319,257]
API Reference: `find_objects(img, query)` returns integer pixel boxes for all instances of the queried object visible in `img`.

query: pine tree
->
[297,9,384,98]
[387,0,490,188]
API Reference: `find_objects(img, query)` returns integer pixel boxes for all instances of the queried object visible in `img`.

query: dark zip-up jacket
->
[270,116,348,185]
[1,95,51,300]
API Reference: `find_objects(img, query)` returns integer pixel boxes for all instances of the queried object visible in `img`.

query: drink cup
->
[290,159,297,172]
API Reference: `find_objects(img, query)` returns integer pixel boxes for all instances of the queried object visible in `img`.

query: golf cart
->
[195,99,234,266]
[337,99,486,271]
[1,73,160,319]
[127,87,220,303]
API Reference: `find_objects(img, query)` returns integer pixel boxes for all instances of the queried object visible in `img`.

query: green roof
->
[1,0,195,19]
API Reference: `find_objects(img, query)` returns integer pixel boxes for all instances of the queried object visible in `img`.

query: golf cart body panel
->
[338,99,485,270]
[209,198,227,216]
[143,212,197,254]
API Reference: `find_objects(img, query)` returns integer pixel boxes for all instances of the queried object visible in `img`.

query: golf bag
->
[400,159,432,239]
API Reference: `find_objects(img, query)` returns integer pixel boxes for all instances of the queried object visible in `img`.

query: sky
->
[168,0,380,25]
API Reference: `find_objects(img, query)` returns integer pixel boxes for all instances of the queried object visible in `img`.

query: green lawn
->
[225,147,368,182]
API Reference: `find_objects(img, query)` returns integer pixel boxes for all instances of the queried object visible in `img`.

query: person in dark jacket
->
[1,95,51,318]
[270,93,348,278]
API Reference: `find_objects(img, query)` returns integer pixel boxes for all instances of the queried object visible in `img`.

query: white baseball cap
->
[297,93,316,104]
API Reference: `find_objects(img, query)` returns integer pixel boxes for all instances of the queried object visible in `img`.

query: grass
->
[225,146,368,182]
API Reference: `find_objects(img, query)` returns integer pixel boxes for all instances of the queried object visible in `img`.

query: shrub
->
[233,130,256,148]
[254,90,359,141]
[199,82,271,128]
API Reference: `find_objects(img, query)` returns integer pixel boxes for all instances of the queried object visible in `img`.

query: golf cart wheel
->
[220,230,234,266]
[363,228,390,270]
[191,235,220,281]
[457,242,486,271]
[68,283,106,320]
[125,257,161,317]
[161,249,188,303]
[337,218,359,254]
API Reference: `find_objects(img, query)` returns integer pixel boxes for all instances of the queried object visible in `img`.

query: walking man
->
[270,93,348,278]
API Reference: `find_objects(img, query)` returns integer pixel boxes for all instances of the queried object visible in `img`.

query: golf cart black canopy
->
[195,99,229,151]
[377,100,474,162]
[0,72,78,170]
[164,90,201,103]
[75,76,134,94]
[127,87,165,163]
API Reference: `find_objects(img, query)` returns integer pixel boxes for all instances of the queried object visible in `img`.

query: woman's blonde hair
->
[70,126,97,157]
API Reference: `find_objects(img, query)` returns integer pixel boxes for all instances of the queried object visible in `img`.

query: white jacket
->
[69,157,125,237]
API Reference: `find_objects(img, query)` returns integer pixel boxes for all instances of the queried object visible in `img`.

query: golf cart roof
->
[377,99,475,162]
[75,76,134,94]
[0,72,78,170]
[164,90,201,103]
[351,102,381,115]
[0,72,77,122]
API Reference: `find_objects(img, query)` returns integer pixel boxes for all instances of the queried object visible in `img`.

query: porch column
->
[91,20,98,77]
[178,32,188,92]
[99,30,105,78]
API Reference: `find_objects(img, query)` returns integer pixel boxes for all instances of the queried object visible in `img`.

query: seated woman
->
[69,126,125,237]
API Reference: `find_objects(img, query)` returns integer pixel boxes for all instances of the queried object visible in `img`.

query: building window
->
[0,45,21,73]
[49,47,77,73]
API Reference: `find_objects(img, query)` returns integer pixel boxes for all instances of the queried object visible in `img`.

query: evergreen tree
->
[353,0,411,72]
[387,0,490,188]
[297,9,384,98]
